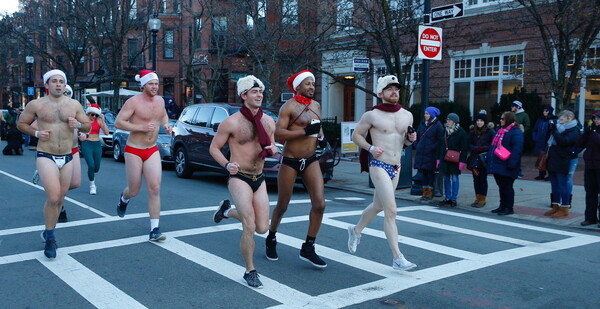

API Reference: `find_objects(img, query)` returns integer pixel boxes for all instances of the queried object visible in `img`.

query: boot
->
[419,187,429,201]
[544,204,559,216]
[470,195,481,207]
[534,171,546,180]
[551,206,570,218]
[478,195,487,207]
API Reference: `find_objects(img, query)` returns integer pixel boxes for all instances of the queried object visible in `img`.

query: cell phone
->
[407,126,415,134]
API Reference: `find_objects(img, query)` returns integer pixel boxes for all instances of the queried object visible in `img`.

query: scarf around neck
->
[547,119,578,147]
[294,94,312,105]
[359,103,403,173]
[240,104,273,158]
[492,122,515,146]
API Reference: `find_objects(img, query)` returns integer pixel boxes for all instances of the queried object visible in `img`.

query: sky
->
[0,0,19,15]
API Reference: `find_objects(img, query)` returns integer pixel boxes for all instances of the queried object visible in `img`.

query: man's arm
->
[209,118,233,169]
[274,103,308,142]
[16,102,37,136]
[352,112,376,150]
[73,103,91,133]
[115,100,150,132]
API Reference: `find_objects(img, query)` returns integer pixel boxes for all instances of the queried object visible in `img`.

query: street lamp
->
[148,16,161,71]
[25,56,35,103]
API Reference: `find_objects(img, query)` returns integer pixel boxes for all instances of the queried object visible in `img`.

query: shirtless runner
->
[115,70,172,242]
[266,70,329,268]
[347,75,418,271]
[18,70,91,258]
[210,75,277,288]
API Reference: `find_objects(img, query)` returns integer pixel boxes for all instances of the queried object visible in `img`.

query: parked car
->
[112,119,176,163]
[99,110,117,154]
[171,103,334,183]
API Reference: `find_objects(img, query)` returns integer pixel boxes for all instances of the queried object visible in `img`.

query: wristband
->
[77,122,82,129]
[368,145,373,153]
[35,131,39,138]
[225,162,230,170]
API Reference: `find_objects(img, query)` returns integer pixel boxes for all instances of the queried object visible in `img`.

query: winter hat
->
[543,105,554,114]
[592,111,600,119]
[135,70,159,88]
[447,113,460,123]
[376,75,401,94]
[425,106,440,119]
[287,70,315,93]
[86,104,102,116]
[475,110,487,122]
[511,100,523,109]
[64,85,73,98]
[43,69,67,84]
[237,75,265,96]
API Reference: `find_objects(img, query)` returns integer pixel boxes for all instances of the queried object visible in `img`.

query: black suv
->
[170,103,334,183]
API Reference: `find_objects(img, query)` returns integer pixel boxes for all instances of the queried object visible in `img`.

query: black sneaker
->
[44,239,57,258]
[243,270,263,289]
[149,227,166,242]
[265,236,278,261]
[450,200,457,208]
[491,207,504,213]
[299,243,327,268]
[438,199,451,206]
[213,200,231,223]
[497,208,514,216]
[117,194,128,218]
[58,208,68,223]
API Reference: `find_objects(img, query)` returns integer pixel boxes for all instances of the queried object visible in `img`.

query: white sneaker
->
[392,255,417,271]
[90,183,97,195]
[347,225,360,254]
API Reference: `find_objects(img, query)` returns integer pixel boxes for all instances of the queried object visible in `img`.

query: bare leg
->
[69,152,81,190]
[37,158,73,229]
[123,152,144,200]
[142,152,162,219]
[269,164,297,232]
[366,167,402,259]
[301,162,326,237]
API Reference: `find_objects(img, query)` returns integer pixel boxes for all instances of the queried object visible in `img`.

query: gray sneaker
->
[347,225,360,254]
[149,227,166,242]
[243,270,263,289]
[392,255,417,271]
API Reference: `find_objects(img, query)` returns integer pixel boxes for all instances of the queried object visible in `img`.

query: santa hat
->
[287,70,315,93]
[376,75,401,94]
[237,75,265,96]
[64,85,73,98]
[135,70,159,87]
[43,69,67,84]
[86,104,102,115]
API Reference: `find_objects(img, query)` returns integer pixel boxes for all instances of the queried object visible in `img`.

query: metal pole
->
[151,30,157,71]
[420,0,431,119]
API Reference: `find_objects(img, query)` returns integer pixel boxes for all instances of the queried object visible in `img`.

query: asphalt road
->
[1,149,600,308]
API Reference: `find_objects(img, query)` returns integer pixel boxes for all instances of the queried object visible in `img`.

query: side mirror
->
[212,123,220,132]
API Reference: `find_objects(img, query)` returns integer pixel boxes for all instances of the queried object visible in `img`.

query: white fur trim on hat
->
[86,106,102,115]
[135,72,159,87]
[292,71,315,91]
[376,75,401,94]
[43,69,67,84]
[64,85,73,98]
[237,75,265,96]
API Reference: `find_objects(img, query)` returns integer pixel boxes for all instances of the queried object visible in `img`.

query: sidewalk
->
[325,155,598,231]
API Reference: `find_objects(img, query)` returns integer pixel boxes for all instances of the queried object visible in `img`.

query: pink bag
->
[494,144,511,161]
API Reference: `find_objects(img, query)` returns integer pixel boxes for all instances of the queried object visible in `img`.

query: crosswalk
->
[2,197,600,308]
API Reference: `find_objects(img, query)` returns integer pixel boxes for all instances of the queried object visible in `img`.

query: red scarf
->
[240,105,273,158]
[359,103,403,172]
[294,94,312,105]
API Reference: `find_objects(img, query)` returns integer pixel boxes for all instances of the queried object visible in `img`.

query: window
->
[503,54,524,76]
[466,0,513,8]
[164,30,174,59]
[390,0,423,20]
[193,107,214,127]
[587,47,600,70]
[337,0,353,31]
[174,0,182,14]
[179,107,198,125]
[129,0,137,19]
[210,108,228,127]
[246,15,254,31]
[194,17,202,49]
[212,16,228,49]
[454,59,472,78]
[128,39,140,66]
[158,0,167,14]
[257,0,266,19]
[282,0,298,25]
[474,56,499,77]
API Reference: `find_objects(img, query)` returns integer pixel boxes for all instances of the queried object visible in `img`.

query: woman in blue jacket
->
[531,105,556,180]
[543,110,581,218]
[487,112,524,216]
[414,107,444,201]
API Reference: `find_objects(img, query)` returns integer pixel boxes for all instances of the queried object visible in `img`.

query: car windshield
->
[103,112,116,125]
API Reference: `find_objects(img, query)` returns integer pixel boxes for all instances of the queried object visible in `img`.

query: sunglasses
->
[89,113,98,117]
[500,118,505,120]
[63,90,72,95]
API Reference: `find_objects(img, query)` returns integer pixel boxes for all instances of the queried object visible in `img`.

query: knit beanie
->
[447,113,460,123]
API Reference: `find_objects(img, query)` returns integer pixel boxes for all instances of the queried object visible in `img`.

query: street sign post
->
[431,3,463,23]
[352,57,369,72]
[418,26,443,61]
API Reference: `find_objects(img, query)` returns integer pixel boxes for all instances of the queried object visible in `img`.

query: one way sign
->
[431,3,463,23]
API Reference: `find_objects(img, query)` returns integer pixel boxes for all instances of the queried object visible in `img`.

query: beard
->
[382,93,399,104]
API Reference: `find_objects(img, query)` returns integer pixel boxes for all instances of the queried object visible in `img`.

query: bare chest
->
[37,102,75,123]
[373,112,407,135]
[233,116,272,145]
[131,101,163,122]
[289,104,321,128]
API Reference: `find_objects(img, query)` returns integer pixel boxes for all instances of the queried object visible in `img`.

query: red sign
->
[418,26,443,60]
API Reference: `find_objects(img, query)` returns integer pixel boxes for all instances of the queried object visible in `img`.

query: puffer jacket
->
[413,118,444,171]
[547,126,580,174]
[487,127,524,179]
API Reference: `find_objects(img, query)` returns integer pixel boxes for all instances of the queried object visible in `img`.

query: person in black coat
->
[487,112,524,216]
[543,110,581,218]
[436,113,468,207]
[532,105,557,180]
[467,110,495,208]
[2,123,23,155]
[577,111,600,227]
[413,106,444,201]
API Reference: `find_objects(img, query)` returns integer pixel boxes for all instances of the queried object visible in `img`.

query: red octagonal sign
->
[418,26,443,61]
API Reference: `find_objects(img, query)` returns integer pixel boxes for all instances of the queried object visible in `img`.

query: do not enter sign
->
[418,25,443,60]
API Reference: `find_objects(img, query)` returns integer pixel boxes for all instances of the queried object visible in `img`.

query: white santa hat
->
[43,69,67,84]
[135,69,159,87]
[237,75,265,96]
[287,70,315,93]
[64,85,73,98]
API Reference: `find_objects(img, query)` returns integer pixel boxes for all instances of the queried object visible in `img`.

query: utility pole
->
[420,0,431,119]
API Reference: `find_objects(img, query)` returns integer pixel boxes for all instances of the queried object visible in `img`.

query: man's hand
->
[318,136,328,149]
[68,117,80,129]
[38,130,51,142]
[304,122,321,136]
[144,123,156,132]
[163,123,172,135]
[369,145,384,158]
[78,132,87,142]
[266,144,278,156]
[226,161,239,175]
[407,132,417,142]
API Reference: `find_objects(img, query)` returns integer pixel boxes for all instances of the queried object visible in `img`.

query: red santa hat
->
[287,70,315,93]
[135,69,159,87]
[86,104,102,115]
[43,69,67,84]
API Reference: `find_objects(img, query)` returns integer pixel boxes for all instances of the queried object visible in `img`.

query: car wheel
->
[174,147,193,178]
[113,142,124,162]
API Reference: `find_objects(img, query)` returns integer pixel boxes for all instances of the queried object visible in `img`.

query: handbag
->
[535,149,548,171]
[443,134,460,163]
[494,144,511,161]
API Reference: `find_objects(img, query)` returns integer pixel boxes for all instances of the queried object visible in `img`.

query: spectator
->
[577,111,600,227]
[532,105,557,180]
[544,110,581,218]
[487,111,524,216]
[511,100,530,132]
[436,113,468,207]
[0,111,6,141]
[413,106,444,201]
[467,110,495,208]
[2,123,23,155]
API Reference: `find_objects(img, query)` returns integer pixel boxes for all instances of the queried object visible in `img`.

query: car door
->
[191,106,215,164]
[207,106,230,164]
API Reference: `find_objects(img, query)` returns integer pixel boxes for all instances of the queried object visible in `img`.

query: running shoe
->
[299,243,327,268]
[90,183,96,195]
[149,227,166,242]
[243,270,263,289]
[347,225,361,254]
[213,200,231,223]
[32,170,39,185]
[392,255,417,271]
[58,207,68,223]
[117,194,128,217]
[265,236,278,261]
[44,239,57,259]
